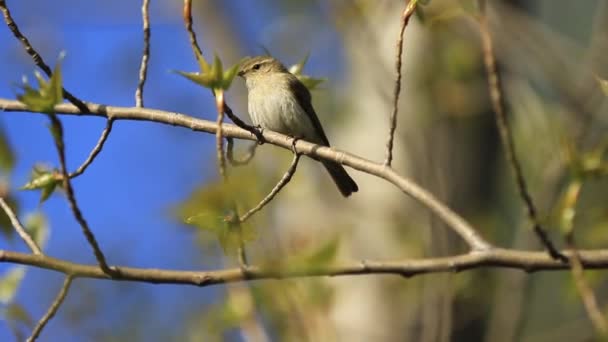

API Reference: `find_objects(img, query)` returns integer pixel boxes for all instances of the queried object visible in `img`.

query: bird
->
[238,56,358,197]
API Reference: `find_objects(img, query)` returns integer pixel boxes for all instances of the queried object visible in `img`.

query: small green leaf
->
[288,55,327,90]
[175,51,240,91]
[298,75,328,91]
[194,48,211,74]
[212,53,223,85]
[16,55,64,113]
[222,62,241,89]
[0,266,26,304]
[21,166,60,203]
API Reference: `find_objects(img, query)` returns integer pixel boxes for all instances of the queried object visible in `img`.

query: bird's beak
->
[237,70,244,77]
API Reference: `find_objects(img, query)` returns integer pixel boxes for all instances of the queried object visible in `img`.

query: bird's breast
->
[248,80,317,140]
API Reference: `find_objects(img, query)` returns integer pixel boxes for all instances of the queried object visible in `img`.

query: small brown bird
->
[238,56,358,197]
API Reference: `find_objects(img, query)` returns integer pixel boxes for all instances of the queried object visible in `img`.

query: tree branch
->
[239,151,300,222]
[135,0,151,108]
[0,98,492,251]
[384,0,417,167]
[0,197,42,255]
[2,248,608,287]
[477,1,565,261]
[47,115,113,275]
[69,118,114,178]
[27,275,73,342]
[0,0,88,113]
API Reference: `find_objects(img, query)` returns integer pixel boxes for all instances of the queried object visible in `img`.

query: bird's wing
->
[288,76,331,146]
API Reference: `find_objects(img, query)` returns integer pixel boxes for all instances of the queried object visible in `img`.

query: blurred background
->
[0,0,607,341]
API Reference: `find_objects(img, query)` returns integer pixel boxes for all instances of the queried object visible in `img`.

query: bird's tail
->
[322,161,359,197]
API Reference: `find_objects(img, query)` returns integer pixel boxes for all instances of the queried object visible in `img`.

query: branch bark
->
[1,248,607,287]
[0,98,491,251]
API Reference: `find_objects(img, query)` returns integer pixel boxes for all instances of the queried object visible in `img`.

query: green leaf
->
[288,55,327,90]
[597,76,608,96]
[222,62,241,89]
[194,47,211,74]
[21,165,60,203]
[174,173,260,256]
[298,75,327,91]
[0,266,26,304]
[175,51,240,91]
[16,55,64,113]
[0,126,16,173]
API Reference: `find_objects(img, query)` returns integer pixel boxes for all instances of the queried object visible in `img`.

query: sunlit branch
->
[0,98,492,251]
[135,0,151,107]
[384,0,417,167]
[2,248,608,287]
[0,198,42,255]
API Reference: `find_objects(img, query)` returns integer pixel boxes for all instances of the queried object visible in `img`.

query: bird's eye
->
[252,64,261,70]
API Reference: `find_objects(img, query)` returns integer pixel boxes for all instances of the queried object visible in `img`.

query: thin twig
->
[69,118,114,178]
[239,152,300,222]
[0,0,88,113]
[135,0,151,108]
[0,99,492,250]
[561,180,608,336]
[27,275,73,342]
[477,1,565,261]
[0,198,42,255]
[183,0,203,58]
[227,137,257,166]
[47,115,113,275]
[384,0,417,167]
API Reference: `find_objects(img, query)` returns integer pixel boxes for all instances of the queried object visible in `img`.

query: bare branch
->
[182,0,203,58]
[227,137,256,166]
[0,98,492,250]
[135,0,151,108]
[27,275,73,342]
[0,0,88,113]
[477,1,565,261]
[69,118,114,178]
[2,248,608,287]
[0,198,42,255]
[47,115,113,275]
[239,152,300,222]
[384,0,417,167]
